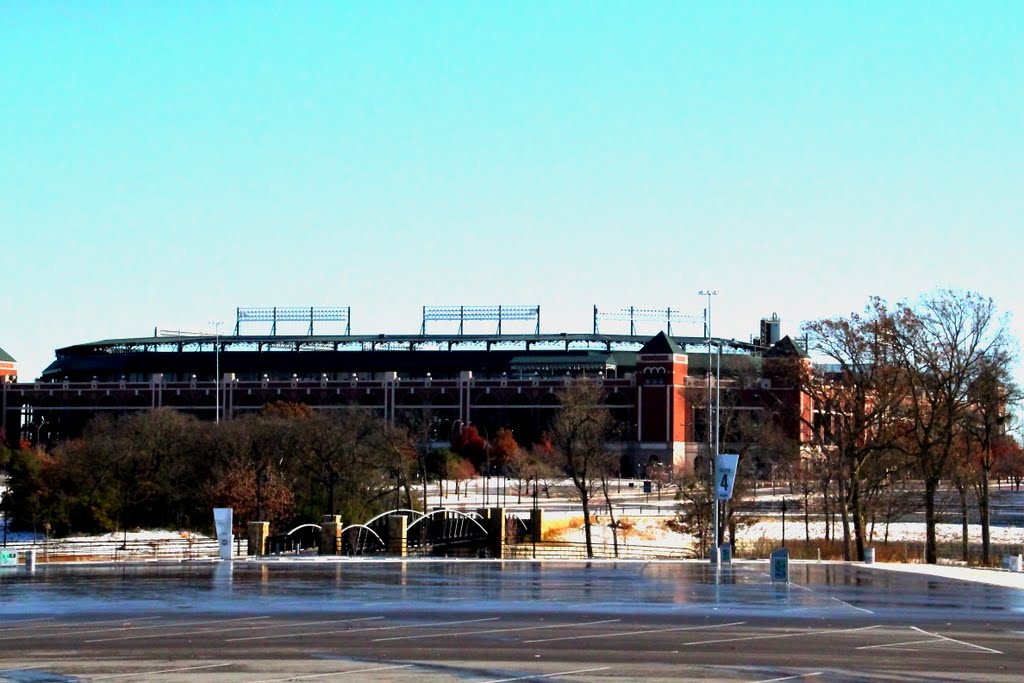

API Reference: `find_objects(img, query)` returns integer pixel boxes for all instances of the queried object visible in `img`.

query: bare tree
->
[802,299,908,561]
[547,380,614,558]
[890,290,1011,564]
[962,353,1019,564]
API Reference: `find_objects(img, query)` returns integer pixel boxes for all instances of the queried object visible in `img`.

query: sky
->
[2,2,1022,382]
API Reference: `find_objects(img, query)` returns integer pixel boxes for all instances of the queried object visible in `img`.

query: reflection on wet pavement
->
[2,560,1022,621]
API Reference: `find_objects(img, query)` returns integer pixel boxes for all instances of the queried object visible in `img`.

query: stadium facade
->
[1,307,810,476]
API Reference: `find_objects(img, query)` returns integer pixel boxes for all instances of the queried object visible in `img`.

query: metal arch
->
[284,523,322,536]
[363,508,427,527]
[339,524,385,546]
[406,508,489,535]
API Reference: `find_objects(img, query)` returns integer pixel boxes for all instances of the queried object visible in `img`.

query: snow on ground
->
[542,514,1024,549]
[3,476,1022,560]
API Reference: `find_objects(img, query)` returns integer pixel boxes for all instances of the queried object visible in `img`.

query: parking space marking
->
[479,666,611,682]
[372,618,622,642]
[85,616,380,643]
[856,638,944,652]
[84,616,272,643]
[0,618,54,630]
[0,617,166,639]
[226,616,500,643]
[91,662,234,680]
[681,624,882,647]
[829,597,875,614]
[910,626,1003,655]
[753,673,823,682]
[249,664,413,681]
[523,620,746,644]
[856,627,1002,655]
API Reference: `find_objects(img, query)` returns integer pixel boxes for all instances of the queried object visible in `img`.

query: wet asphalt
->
[1,560,1022,681]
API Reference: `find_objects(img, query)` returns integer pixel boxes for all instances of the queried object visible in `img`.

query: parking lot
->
[2,560,1023,681]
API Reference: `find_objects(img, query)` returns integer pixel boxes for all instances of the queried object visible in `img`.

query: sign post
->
[713,453,739,563]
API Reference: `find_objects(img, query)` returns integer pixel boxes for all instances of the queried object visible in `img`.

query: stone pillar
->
[387,514,408,557]
[320,515,343,556]
[529,508,544,542]
[489,507,506,559]
[247,521,269,557]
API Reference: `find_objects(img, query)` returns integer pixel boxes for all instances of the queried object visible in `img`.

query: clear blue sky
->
[3,2,1022,381]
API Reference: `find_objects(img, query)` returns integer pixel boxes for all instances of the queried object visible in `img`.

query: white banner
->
[213,508,233,561]
[715,453,739,501]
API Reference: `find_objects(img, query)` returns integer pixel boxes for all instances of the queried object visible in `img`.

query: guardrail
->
[0,536,223,562]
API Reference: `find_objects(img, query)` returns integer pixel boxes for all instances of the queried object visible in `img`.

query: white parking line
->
[479,666,611,682]
[753,673,823,683]
[681,624,882,647]
[85,616,379,643]
[856,638,943,651]
[372,618,622,642]
[523,621,746,644]
[84,616,272,643]
[0,617,164,639]
[226,616,500,643]
[0,618,54,630]
[248,664,413,682]
[856,626,1002,655]
[91,662,234,680]
[911,626,1003,654]
[830,597,875,615]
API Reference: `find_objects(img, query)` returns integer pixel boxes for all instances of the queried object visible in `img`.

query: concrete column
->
[320,515,343,556]
[529,508,544,542]
[223,373,236,421]
[387,515,408,557]
[247,521,269,557]
[489,507,506,559]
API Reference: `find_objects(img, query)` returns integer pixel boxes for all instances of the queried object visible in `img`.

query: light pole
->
[209,321,222,424]
[698,289,719,562]
[34,416,46,446]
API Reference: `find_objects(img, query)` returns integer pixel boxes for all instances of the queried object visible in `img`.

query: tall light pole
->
[698,289,719,563]
[209,321,222,424]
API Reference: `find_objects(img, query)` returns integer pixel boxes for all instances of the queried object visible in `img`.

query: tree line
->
[800,289,1021,564]
[661,289,1022,566]
[0,382,619,555]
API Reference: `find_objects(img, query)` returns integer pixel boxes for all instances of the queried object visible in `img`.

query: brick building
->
[1,317,809,477]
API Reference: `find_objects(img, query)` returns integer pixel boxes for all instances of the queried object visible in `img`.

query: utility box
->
[771,547,790,583]
[0,550,17,568]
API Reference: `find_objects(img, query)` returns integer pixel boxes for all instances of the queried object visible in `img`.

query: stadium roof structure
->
[0,345,14,363]
[51,331,763,355]
[40,330,771,383]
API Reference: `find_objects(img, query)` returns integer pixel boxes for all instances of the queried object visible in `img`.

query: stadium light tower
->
[210,321,222,424]
[698,290,719,563]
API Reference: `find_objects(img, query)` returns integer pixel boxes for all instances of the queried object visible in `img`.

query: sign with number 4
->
[715,453,739,500]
